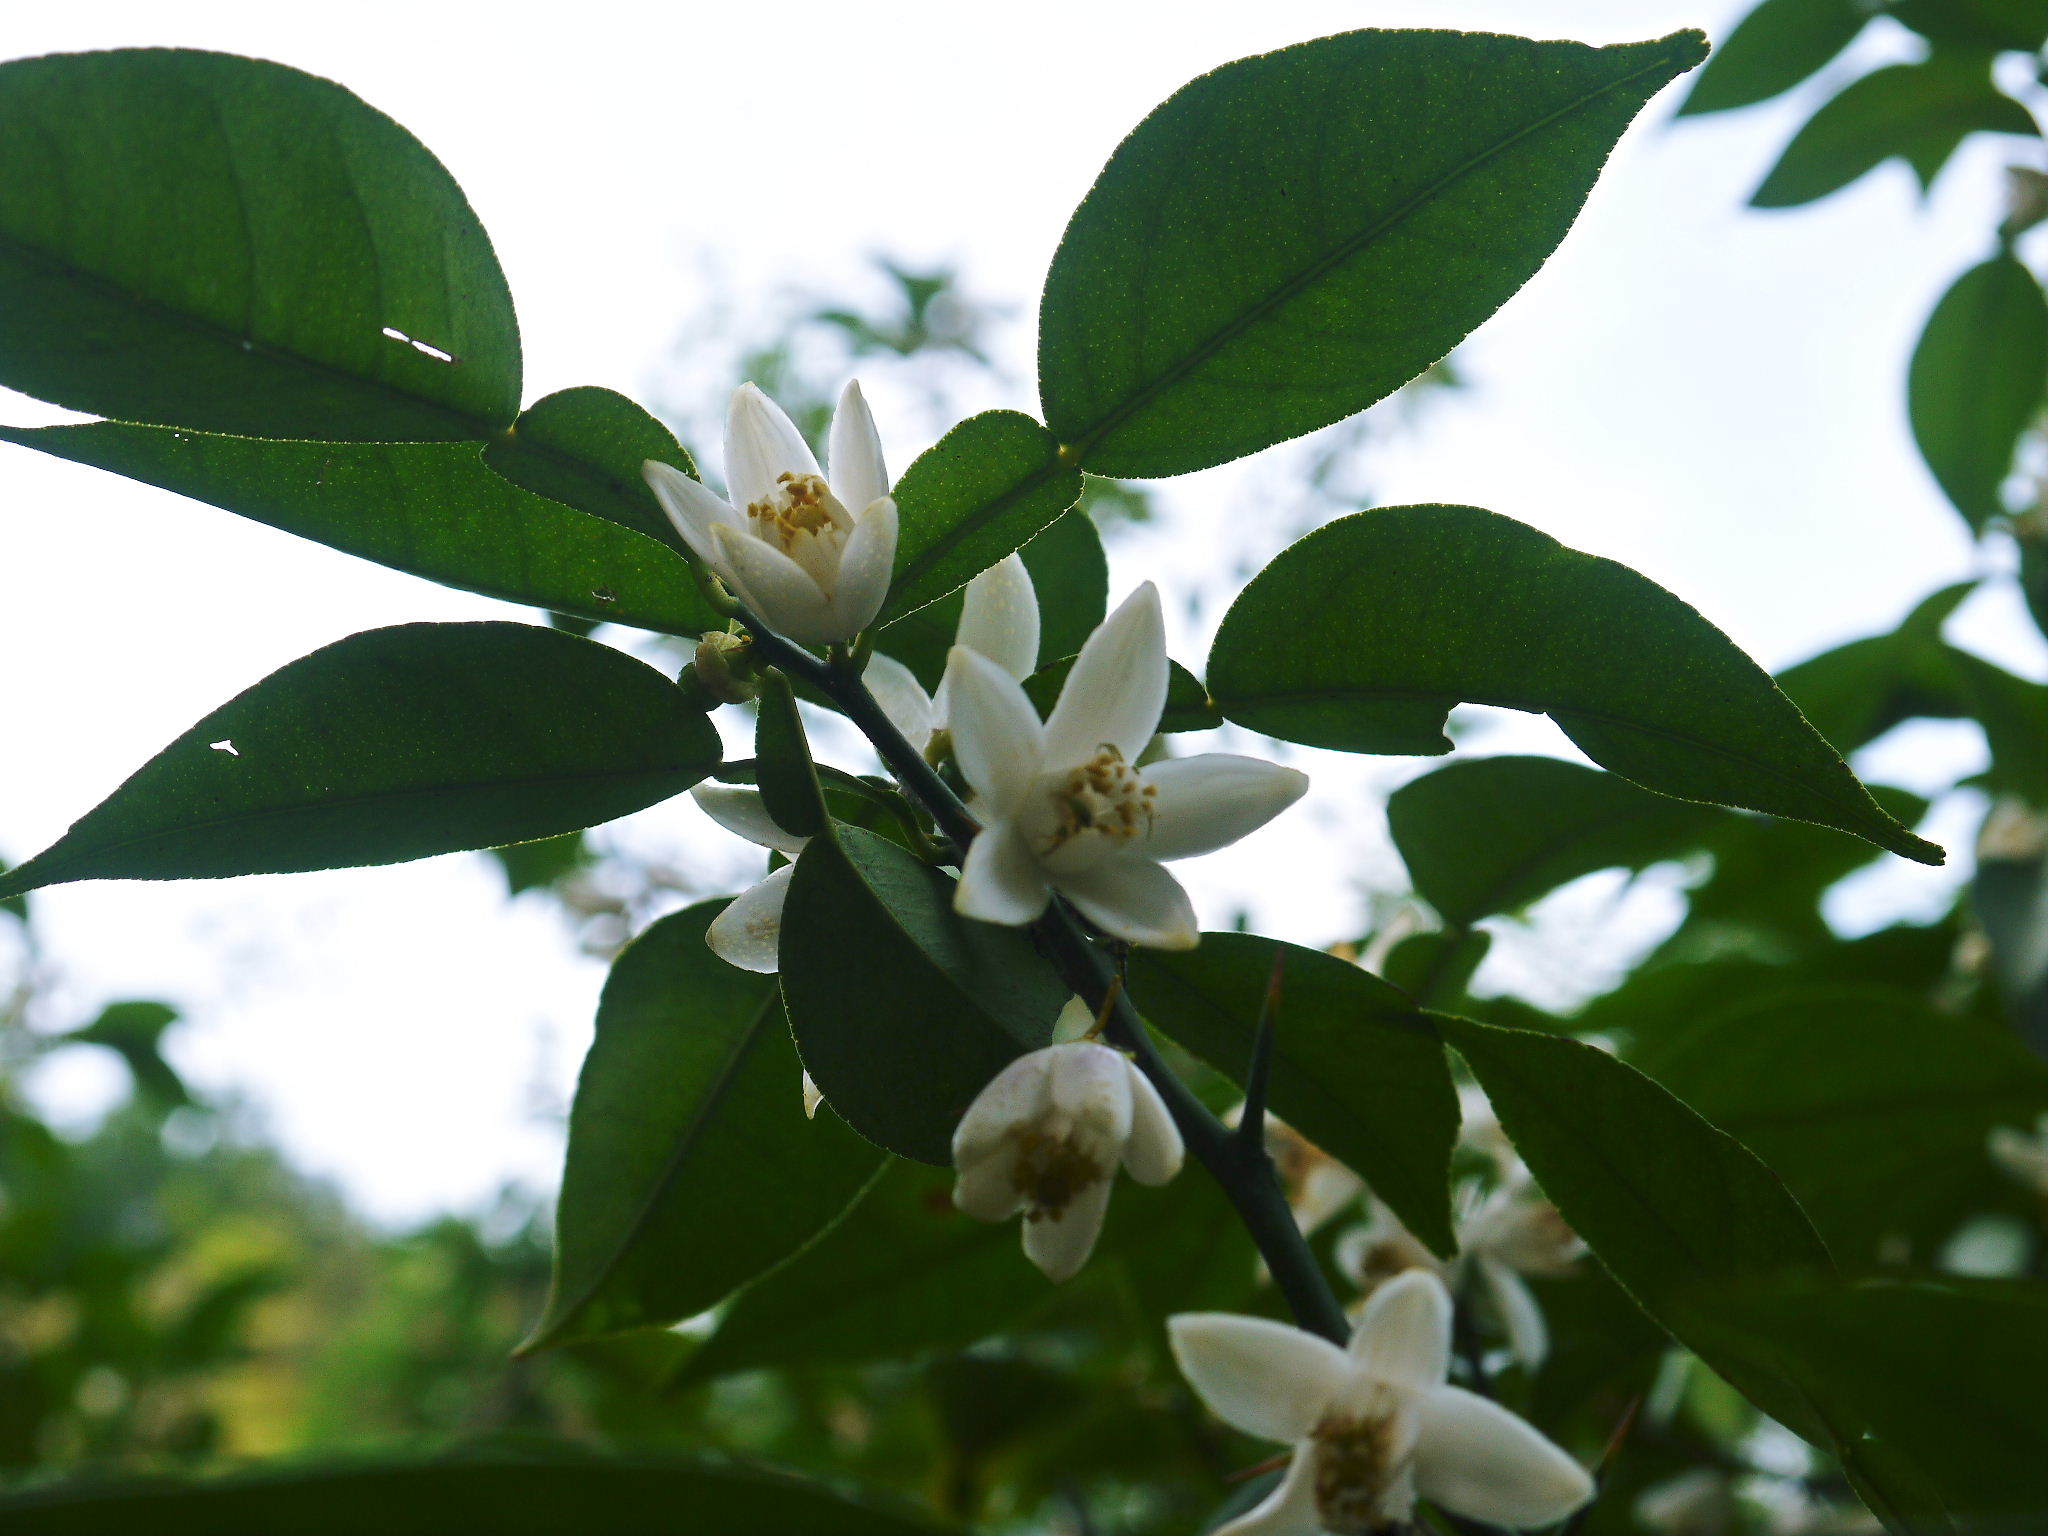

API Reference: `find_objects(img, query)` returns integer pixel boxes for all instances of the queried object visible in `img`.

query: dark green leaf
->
[1775,584,1974,754]
[526,903,881,1351]
[1208,506,1939,864]
[0,49,518,440]
[0,858,23,920]
[63,999,188,1106]
[1436,1015,1836,1439]
[1685,1278,2048,1533]
[755,672,827,841]
[1388,755,1720,926]
[1038,29,1706,477]
[1634,986,2048,1257]
[1891,0,2048,51]
[1909,256,2048,532]
[1676,0,1869,116]
[779,826,1064,1163]
[490,831,588,895]
[880,411,1083,623]
[1974,837,2048,1054]
[1024,655,1219,733]
[0,1450,952,1535]
[1751,57,2039,208]
[1374,928,1494,1010]
[872,508,1106,693]
[1124,933,1460,1255]
[0,622,719,898]
[0,423,718,636]
[482,387,695,551]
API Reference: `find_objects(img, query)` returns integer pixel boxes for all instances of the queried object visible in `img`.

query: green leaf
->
[755,673,827,841]
[482,387,695,551]
[490,830,588,896]
[779,826,1064,1163]
[1124,933,1460,1255]
[0,1450,953,1535]
[1038,28,1706,477]
[872,508,1106,693]
[1024,655,1219,734]
[1751,57,2039,208]
[1388,755,1721,926]
[1775,584,1974,754]
[1685,1278,2048,1532]
[1676,0,1870,117]
[0,49,518,440]
[1208,506,1940,864]
[1891,0,2048,51]
[880,411,1084,623]
[1436,1015,1836,1439]
[63,999,189,1106]
[0,423,718,636]
[526,903,881,1352]
[0,623,719,898]
[1909,255,2048,533]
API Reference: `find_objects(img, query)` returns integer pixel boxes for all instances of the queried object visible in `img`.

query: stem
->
[750,618,1351,1342]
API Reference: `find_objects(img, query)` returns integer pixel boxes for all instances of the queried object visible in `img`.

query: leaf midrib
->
[1059,42,1696,461]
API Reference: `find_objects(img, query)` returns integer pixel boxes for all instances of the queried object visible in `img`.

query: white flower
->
[1989,1112,2048,1197]
[944,582,1309,949]
[644,381,898,645]
[863,550,1040,750]
[1170,1271,1594,1535]
[952,1040,1184,1282]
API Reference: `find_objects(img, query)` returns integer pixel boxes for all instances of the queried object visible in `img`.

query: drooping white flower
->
[952,1039,1184,1282]
[1170,1271,1595,1535]
[863,550,1041,750]
[644,381,898,645]
[945,582,1309,949]
[1989,1112,2048,1198]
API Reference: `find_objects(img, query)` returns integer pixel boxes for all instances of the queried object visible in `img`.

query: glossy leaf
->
[1637,987,2048,1257]
[0,623,719,898]
[0,423,718,636]
[0,49,518,440]
[1124,933,1460,1255]
[872,508,1106,693]
[0,1451,953,1535]
[755,673,827,841]
[779,826,1064,1164]
[527,903,881,1351]
[1209,506,1939,864]
[880,411,1083,623]
[1908,255,2048,532]
[482,386,696,551]
[1437,1015,1836,1439]
[1676,0,1869,117]
[1751,57,2039,208]
[1686,1278,2048,1532]
[1038,28,1706,477]
[1024,655,1219,734]
[1388,755,1719,925]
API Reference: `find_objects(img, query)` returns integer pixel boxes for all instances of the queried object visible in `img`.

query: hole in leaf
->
[591,587,619,604]
[209,740,239,756]
[379,326,457,364]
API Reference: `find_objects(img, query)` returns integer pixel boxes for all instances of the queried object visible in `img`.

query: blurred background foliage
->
[8,2,2048,1528]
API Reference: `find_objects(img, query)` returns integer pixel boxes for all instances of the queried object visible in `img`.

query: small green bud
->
[685,631,760,707]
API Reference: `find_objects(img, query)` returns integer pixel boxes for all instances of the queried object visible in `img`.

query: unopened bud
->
[691,631,759,705]
[922,726,954,769]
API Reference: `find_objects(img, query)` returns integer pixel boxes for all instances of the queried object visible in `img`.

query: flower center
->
[1009,1126,1106,1219]
[1038,745,1157,857]
[1310,1393,1417,1536]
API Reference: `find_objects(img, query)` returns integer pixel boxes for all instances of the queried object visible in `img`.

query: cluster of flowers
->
[652,384,1597,1534]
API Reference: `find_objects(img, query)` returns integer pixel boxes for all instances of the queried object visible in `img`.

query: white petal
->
[1212,1444,1323,1536]
[724,382,819,509]
[943,646,1045,812]
[862,652,935,750]
[1055,856,1199,950]
[827,379,890,517]
[1021,1171,1112,1282]
[952,1047,1055,1168]
[693,784,809,859]
[711,524,835,643]
[1351,1268,1452,1390]
[1119,1057,1184,1185]
[1041,582,1168,766]
[1167,1313,1350,1443]
[1045,1041,1135,1145]
[1050,995,1098,1043]
[953,1150,1024,1222]
[1476,1255,1549,1374]
[957,553,1041,681]
[828,494,898,637]
[1139,755,1310,862]
[954,819,1053,928]
[643,460,742,565]
[704,866,796,974]
[1414,1385,1594,1528]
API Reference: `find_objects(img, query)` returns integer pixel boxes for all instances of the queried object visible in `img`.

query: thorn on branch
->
[1236,950,1286,1152]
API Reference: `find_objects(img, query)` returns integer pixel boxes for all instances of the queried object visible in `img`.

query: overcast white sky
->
[2,0,2036,1219]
